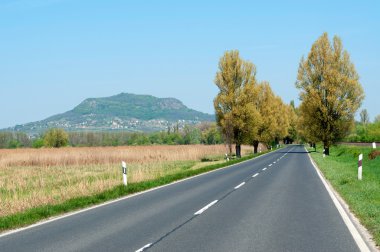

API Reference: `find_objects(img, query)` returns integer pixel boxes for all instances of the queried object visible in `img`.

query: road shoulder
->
[306,149,378,252]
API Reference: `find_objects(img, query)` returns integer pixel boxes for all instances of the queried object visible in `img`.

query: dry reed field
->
[0,145,252,216]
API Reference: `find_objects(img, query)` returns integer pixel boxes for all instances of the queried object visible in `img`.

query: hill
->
[7,93,215,133]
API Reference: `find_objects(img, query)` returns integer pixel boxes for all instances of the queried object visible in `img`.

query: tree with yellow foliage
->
[250,82,290,152]
[44,128,69,148]
[214,50,261,158]
[273,96,290,144]
[296,33,364,155]
[284,101,298,144]
[251,82,278,152]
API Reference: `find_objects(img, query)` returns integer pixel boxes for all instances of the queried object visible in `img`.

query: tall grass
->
[0,145,252,217]
[0,145,232,167]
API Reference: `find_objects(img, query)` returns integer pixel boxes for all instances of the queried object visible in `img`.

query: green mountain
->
[9,93,215,133]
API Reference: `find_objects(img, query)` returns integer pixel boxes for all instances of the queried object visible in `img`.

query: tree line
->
[215,32,366,156]
[344,109,380,142]
[214,51,296,157]
[0,123,223,148]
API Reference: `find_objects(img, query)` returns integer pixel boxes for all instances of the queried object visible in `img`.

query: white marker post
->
[121,161,127,186]
[358,154,363,180]
[373,142,376,149]
[225,153,229,162]
[323,149,326,158]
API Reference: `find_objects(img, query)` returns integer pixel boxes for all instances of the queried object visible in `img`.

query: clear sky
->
[1,0,379,129]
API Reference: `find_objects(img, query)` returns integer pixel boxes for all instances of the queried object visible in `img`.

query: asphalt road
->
[0,145,361,252]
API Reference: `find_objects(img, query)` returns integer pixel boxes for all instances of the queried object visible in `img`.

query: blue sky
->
[1,0,379,128]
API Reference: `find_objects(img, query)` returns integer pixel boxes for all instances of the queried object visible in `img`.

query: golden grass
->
[0,145,233,167]
[0,145,253,216]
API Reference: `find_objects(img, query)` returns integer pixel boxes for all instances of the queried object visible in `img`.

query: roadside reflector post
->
[358,154,363,180]
[373,142,376,149]
[225,153,229,162]
[323,149,326,158]
[122,161,128,186]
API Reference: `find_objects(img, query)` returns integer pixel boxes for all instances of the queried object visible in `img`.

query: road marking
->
[252,173,259,178]
[306,149,371,252]
[268,164,272,167]
[136,243,152,252]
[262,168,267,171]
[234,182,245,189]
[277,159,279,161]
[194,200,218,215]
[273,161,276,164]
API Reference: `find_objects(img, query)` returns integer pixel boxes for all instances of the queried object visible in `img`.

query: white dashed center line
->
[262,168,267,171]
[136,243,152,252]
[252,173,259,178]
[234,182,246,189]
[268,164,272,167]
[194,200,218,215]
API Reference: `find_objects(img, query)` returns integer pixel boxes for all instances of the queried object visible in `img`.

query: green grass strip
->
[308,145,380,246]
[0,148,277,232]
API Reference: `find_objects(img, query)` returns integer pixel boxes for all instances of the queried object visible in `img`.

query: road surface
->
[0,145,361,251]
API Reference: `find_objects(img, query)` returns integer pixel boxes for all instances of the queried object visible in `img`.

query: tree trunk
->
[253,141,259,154]
[324,147,329,155]
[235,144,241,158]
[323,143,330,155]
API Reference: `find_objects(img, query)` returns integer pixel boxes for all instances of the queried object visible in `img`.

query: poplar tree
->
[214,50,260,158]
[360,109,370,127]
[375,115,380,123]
[296,33,364,155]
[285,101,298,144]
[273,96,290,144]
[252,82,278,152]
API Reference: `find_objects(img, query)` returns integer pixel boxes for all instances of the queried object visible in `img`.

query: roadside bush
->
[43,128,68,148]
[32,138,44,148]
[345,148,362,158]
[368,150,380,160]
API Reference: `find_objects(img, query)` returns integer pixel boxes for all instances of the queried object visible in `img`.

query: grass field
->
[0,145,255,217]
[309,145,380,246]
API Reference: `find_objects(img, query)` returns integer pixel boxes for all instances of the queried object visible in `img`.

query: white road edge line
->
[262,168,267,171]
[306,148,370,252]
[194,200,218,215]
[0,147,287,239]
[234,182,246,189]
[252,173,259,178]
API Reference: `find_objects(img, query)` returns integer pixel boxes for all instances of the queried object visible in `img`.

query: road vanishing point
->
[0,145,367,251]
